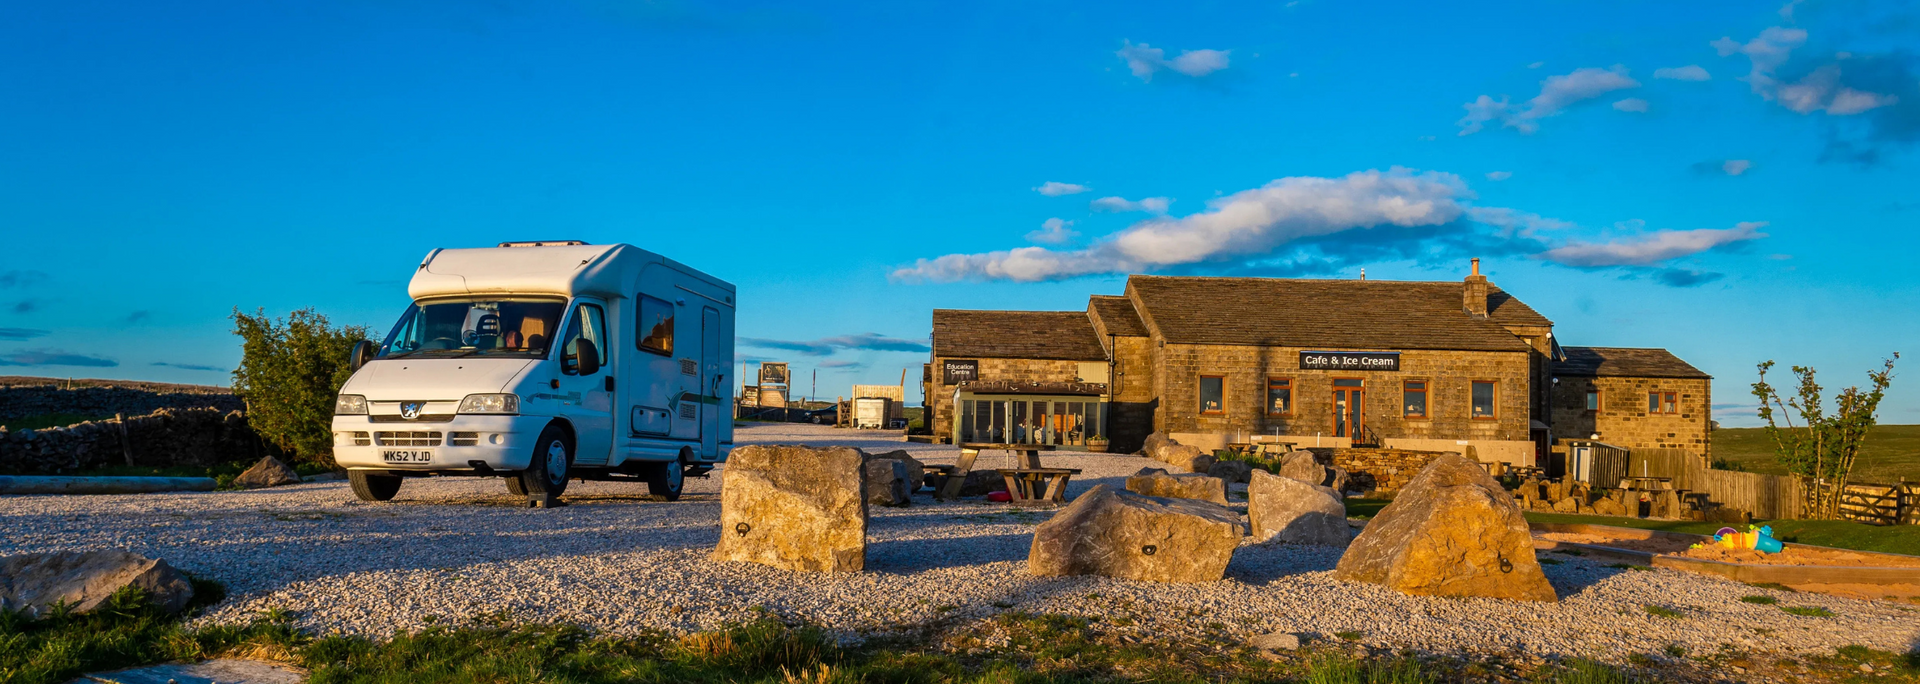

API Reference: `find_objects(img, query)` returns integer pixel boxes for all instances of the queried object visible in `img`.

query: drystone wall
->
[0,408,263,475]
[0,379,242,423]
[1311,447,1450,494]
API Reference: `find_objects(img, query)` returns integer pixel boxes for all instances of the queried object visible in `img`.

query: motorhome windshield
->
[378,298,566,359]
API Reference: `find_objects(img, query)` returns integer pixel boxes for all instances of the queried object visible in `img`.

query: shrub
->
[230,308,369,468]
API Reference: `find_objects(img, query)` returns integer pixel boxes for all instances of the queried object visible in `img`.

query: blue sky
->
[1,0,1915,426]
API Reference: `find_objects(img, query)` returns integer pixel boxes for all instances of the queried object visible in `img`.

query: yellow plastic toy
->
[1690,525,1783,553]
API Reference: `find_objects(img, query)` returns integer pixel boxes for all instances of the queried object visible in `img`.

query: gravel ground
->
[2,423,1915,662]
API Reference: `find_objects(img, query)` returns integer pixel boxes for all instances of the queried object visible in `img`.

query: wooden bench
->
[935,443,1057,500]
[998,468,1082,507]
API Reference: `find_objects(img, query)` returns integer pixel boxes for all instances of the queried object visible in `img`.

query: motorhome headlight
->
[457,393,520,415]
[334,394,368,415]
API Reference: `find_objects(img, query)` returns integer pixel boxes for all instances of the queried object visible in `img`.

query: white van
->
[329,241,735,504]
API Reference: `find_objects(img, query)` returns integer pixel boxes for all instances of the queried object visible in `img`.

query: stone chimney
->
[1463,257,1489,319]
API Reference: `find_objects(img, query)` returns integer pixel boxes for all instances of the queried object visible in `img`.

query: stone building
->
[1549,347,1712,459]
[924,261,1713,466]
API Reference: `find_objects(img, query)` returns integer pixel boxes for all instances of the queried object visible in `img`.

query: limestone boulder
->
[1327,467,1350,497]
[866,450,926,491]
[1592,496,1626,517]
[1139,431,1173,458]
[1247,469,1350,546]
[1158,444,1216,474]
[1277,451,1329,486]
[1206,459,1253,484]
[1333,453,1557,602]
[1552,496,1580,513]
[1125,467,1228,505]
[959,469,1010,496]
[713,445,867,572]
[0,550,194,617]
[233,456,301,489]
[1028,484,1244,583]
[863,458,912,507]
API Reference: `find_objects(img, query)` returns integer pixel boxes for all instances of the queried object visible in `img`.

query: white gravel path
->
[2,423,1915,662]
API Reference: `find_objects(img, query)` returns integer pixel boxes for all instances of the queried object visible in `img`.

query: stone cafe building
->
[922,260,1712,467]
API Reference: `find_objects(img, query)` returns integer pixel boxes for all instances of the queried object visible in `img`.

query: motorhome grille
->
[679,403,697,420]
[375,431,442,447]
[680,359,698,376]
[345,431,371,446]
[371,414,454,423]
[449,432,480,446]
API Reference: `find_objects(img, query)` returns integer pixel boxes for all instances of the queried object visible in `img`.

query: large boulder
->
[712,445,867,573]
[1206,459,1253,484]
[1277,451,1337,492]
[866,450,927,491]
[0,550,194,617]
[233,456,301,489]
[958,469,1010,496]
[1139,431,1174,458]
[864,458,912,507]
[1158,444,1216,474]
[1333,453,1557,602]
[1028,484,1244,583]
[1125,467,1228,505]
[1247,470,1350,546]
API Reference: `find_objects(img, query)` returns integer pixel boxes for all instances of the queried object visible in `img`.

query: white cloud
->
[1026,218,1079,245]
[1722,159,1752,175]
[1712,26,1895,117]
[1035,181,1089,196]
[1466,206,1574,236]
[892,169,1468,282]
[1654,65,1711,81]
[1485,171,1512,181]
[1540,222,1768,267]
[1116,41,1230,82]
[1613,98,1650,112]
[1458,66,1641,135]
[1528,61,1545,69]
[1090,196,1171,214]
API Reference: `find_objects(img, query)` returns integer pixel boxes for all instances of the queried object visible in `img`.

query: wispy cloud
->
[1713,17,1918,163]
[11,300,41,314]
[0,271,48,289]
[740,333,931,356]
[1034,182,1089,196]
[1026,218,1079,245]
[1090,196,1171,214]
[152,361,225,372]
[1654,65,1712,81]
[0,349,118,367]
[1612,98,1650,112]
[1458,66,1641,135]
[125,311,151,324]
[1692,159,1755,176]
[1117,41,1230,82]
[1540,222,1767,269]
[1722,159,1752,175]
[819,360,868,370]
[1485,171,1513,181]
[0,328,49,341]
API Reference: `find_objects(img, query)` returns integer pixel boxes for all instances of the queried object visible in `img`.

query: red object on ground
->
[985,490,1012,502]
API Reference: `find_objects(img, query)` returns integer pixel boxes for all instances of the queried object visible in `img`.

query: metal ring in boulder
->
[735,522,751,537]
[1142,545,1157,556]
[1499,556,1513,573]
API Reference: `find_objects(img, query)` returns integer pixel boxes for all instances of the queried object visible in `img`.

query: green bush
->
[230,308,369,468]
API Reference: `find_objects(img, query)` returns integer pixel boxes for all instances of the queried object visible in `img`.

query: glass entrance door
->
[1332,379,1365,439]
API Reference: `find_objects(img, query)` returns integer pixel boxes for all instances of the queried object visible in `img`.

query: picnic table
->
[997,467,1083,507]
[935,443,1057,501]
[1620,476,1674,491]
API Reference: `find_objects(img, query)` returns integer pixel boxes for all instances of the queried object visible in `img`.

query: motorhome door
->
[700,306,722,460]
[557,299,615,467]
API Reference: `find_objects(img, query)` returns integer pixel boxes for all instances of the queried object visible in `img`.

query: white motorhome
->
[330,241,734,504]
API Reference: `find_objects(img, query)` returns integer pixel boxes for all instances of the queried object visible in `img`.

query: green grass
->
[1740,595,1780,605]
[1522,512,1920,557]
[1549,658,1643,683]
[1642,605,1686,619]
[1780,606,1835,617]
[1343,498,1392,520]
[1301,652,1433,684]
[1711,424,1920,483]
[0,413,118,431]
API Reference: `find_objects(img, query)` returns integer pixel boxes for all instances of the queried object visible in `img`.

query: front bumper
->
[329,414,552,472]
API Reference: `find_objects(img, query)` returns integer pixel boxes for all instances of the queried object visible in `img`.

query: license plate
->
[382,450,433,464]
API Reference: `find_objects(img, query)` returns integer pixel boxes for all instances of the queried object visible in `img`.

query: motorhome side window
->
[560,303,608,374]
[636,294,674,356]
[378,299,564,359]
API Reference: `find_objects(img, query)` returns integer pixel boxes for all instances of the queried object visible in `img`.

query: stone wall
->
[1150,344,1533,444]
[0,378,241,424]
[1311,447,1451,494]
[0,407,264,474]
[927,356,1085,443]
[1105,335,1156,453]
[1550,375,1711,460]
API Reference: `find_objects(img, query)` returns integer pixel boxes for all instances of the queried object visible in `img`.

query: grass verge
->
[1519,512,1920,557]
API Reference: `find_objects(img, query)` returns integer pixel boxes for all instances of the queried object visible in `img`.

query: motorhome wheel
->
[517,424,573,498]
[348,470,403,502]
[647,449,688,501]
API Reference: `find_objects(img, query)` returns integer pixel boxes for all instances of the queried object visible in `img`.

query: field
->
[1711,424,1920,483]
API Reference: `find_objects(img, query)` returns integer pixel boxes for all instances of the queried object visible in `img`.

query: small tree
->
[1750,353,1898,519]
[231,307,370,467]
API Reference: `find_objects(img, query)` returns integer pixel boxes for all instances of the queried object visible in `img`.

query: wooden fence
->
[1628,449,1805,521]
[1836,481,1919,526]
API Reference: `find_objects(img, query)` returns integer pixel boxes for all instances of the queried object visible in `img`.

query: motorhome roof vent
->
[497,240,589,248]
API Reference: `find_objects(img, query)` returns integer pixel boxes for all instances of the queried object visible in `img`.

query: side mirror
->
[349,340,375,372]
[569,338,601,376]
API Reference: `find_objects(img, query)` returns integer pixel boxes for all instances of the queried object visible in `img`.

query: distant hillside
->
[1711,425,1920,483]
[0,376,231,394]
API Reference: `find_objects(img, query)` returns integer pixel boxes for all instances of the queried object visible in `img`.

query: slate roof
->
[1556,347,1710,379]
[1087,295,1149,337]
[1125,275,1552,352]
[931,310,1108,361]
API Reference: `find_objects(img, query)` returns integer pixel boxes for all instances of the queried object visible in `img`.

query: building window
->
[1471,381,1496,419]
[1199,375,1225,414]
[1649,391,1678,415]
[1267,378,1292,415]
[1585,389,1600,412]
[1403,380,1427,418]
